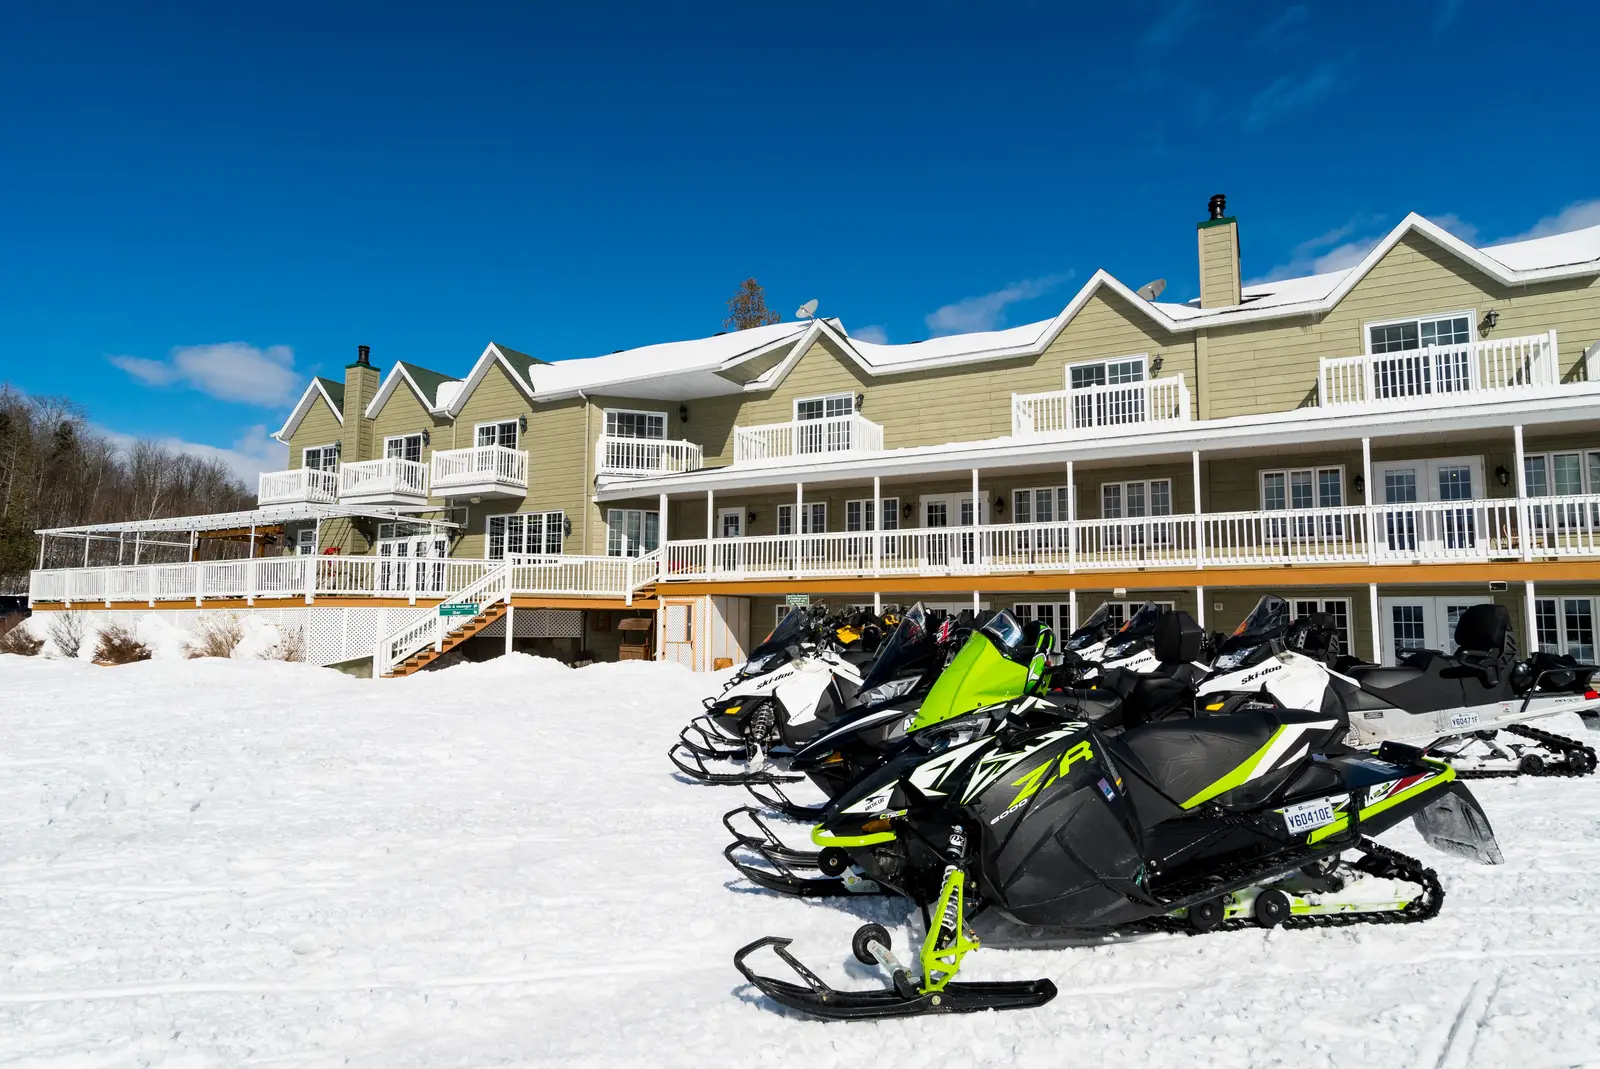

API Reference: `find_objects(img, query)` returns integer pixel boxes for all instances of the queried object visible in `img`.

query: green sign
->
[784,594,810,608]
[440,602,480,617]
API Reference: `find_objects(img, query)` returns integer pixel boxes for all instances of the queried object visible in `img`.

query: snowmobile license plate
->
[1281,797,1339,834]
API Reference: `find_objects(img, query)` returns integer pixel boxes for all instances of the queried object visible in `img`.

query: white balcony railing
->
[732,414,884,466]
[431,445,529,491]
[258,467,339,506]
[1012,375,1191,437]
[594,436,705,477]
[339,457,428,500]
[1319,332,1559,408]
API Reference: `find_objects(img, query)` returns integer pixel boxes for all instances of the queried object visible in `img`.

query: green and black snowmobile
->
[734,615,1504,1021]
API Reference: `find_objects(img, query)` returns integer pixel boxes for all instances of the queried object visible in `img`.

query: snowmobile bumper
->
[722,806,820,868]
[733,937,1056,1021]
[1412,781,1505,865]
[722,841,885,897]
[675,718,751,761]
[666,743,801,786]
[744,781,829,822]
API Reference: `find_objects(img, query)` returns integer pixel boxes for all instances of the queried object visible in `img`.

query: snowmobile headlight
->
[740,651,781,676]
[1211,643,1265,672]
[857,676,918,706]
[1103,639,1137,660]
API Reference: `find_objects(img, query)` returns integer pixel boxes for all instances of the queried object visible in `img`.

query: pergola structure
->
[36,503,459,567]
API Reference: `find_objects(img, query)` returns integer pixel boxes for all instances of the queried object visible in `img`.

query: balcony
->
[1012,375,1191,438]
[258,467,338,506]
[1319,331,1559,409]
[732,414,884,466]
[338,457,429,508]
[594,435,705,477]
[431,445,529,499]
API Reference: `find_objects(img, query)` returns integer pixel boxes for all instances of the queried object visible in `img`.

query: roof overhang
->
[37,503,462,538]
[273,379,344,442]
[595,385,1600,499]
[444,343,541,416]
[365,364,454,419]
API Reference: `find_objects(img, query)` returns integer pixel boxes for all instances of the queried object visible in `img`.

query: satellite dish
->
[1136,279,1167,302]
[795,299,819,319]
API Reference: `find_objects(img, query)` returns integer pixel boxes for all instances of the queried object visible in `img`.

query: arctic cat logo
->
[1004,740,1096,811]
[1238,663,1285,685]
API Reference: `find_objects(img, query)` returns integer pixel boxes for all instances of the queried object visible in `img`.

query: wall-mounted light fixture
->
[902,502,914,518]
[563,517,573,536]
[679,403,689,424]
[993,496,1006,514]
[1150,355,1165,374]
[855,393,865,411]
[747,511,757,525]
[334,441,343,458]
[1495,465,1510,487]
[1353,473,1365,494]
[1482,309,1500,333]
[421,429,431,446]
[519,414,528,433]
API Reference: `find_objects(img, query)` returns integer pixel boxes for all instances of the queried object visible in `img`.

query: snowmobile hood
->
[909,632,1030,733]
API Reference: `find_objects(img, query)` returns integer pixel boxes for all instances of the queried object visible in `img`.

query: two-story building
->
[30,196,1600,675]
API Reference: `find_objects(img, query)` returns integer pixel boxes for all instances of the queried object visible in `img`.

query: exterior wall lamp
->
[902,502,914,518]
[679,404,689,423]
[563,517,573,536]
[855,393,865,411]
[993,496,1005,514]
[334,440,343,458]
[1150,355,1165,374]
[1495,465,1510,487]
[1482,309,1499,333]
[1353,474,1365,494]
[747,511,757,524]
[421,429,431,446]
[519,414,528,433]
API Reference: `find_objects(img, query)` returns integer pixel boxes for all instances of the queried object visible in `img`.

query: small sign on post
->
[784,594,810,608]
[440,602,479,618]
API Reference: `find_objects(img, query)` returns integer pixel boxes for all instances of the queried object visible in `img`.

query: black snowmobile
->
[670,604,948,787]
[734,621,1504,1021]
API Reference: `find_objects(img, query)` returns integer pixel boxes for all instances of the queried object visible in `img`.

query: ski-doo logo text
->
[1238,663,1284,685]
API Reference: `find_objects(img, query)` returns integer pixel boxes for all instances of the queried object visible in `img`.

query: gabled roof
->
[363,360,460,419]
[273,377,345,442]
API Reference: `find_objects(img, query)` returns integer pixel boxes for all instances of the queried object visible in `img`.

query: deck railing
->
[1012,375,1190,437]
[594,436,705,477]
[338,457,428,500]
[258,467,339,505]
[732,414,884,465]
[431,445,529,491]
[1319,332,1559,408]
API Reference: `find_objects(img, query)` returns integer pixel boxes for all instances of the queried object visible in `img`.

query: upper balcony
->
[1319,331,1560,409]
[258,467,338,506]
[732,414,885,466]
[594,435,705,478]
[1012,375,1191,438]
[338,457,429,508]
[431,445,529,500]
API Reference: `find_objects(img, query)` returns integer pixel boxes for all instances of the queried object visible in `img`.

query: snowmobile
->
[669,605,948,786]
[1060,600,1174,679]
[1196,596,1600,778]
[724,610,1060,897]
[734,613,1506,1021]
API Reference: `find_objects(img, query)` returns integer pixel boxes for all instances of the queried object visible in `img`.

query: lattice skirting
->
[58,607,382,667]
[475,609,583,639]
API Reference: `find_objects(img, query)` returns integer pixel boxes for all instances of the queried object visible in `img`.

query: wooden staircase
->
[384,601,507,678]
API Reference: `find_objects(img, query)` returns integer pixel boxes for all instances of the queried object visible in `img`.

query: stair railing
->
[376,562,510,676]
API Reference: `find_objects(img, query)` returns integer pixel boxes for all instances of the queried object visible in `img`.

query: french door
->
[1375,456,1485,558]
[377,535,449,593]
[922,494,986,568]
[1377,595,1492,665]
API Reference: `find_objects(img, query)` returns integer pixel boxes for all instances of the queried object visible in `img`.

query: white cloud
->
[925,273,1074,337]
[1255,3,1309,43]
[1247,215,1389,285]
[1428,212,1479,243]
[1496,199,1600,243]
[851,325,889,345]
[94,423,288,485]
[1140,0,1200,49]
[1243,59,1347,130]
[109,342,301,407]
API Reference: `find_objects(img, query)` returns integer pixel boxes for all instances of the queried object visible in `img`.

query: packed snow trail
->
[2,656,1598,1068]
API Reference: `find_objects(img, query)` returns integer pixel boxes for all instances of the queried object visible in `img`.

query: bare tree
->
[723,279,780,331]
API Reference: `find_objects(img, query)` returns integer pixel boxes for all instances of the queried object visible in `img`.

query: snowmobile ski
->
[722,805,820,868]
[722,841,885,898]
[743,781,829,822]
[734,935,1056,1021]
[666,742,801,786]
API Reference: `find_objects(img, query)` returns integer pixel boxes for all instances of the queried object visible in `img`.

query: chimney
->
[1196,193,1241,309]
[342,344,381,461]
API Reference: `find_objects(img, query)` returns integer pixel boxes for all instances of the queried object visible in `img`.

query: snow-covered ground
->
[2,655,1599,1068]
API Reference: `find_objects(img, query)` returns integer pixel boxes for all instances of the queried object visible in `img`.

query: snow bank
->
[9,611,295,662]
[2,656,1598,1067]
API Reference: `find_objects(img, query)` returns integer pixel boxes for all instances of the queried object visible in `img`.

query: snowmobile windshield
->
[908,624,1030,733]
[1120,602,1162,637]
[857,604,931,693]
[741,609,811,676]
[1064,603,1116,652]
[1210,596,1291,672]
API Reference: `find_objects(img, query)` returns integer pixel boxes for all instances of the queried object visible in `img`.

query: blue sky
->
[1,0,1596,479]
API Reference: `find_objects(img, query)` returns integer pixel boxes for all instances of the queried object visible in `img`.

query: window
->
[1066,355,1147,428]
[1534,596,1597,660]
[606,509,659,558]
[1017,600,1175,649]
[487,511,565,559]
[1012,486,1072,526]
[1262,466,1345,542]
[717,509,743,539]
[778,503,827,535]
[385,434,424,463]
[1291,598,1353,657]
[1366,313,1475,397]
[1524,450,1600,497]
[1068,355,1145,390]
[845,498,900,532]
[604,409,666,440]
[1101,480,1172,518]
[303,444,338,472]
[794,393,855,421]
[1391,604,1428,656]
[476,420,519,449]
[295,528,318,555]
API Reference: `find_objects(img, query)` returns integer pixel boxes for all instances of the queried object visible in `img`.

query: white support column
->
[971,468,982,570]
[1369,582,1381,664]
[1361,436,1375,564]
[505,602,516,657]
[972,589,980,613]
[1191,450,1203,569]
[133,534,142,566]
[705,489,715,576]
[872,475,882,577]
[188,530,196,562]
[1514,423,1531,562]
[37,534,46,570]
[1068,588,1078,631]
[873,591,882,614]
[793,482,803,579]
[1524,580,1538,656]
[117,534,125,566]
[1196,586,1205,629]
[246,522,257,605]
[1066,460,1076,574]
[82,536,90,567]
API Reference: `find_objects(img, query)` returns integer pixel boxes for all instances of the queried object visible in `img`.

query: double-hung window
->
[1067,355,1146,428]
[604,409,666,440]
[605,509,660,558]
[1012,486,1072,554]
[1100,478,1172,546]
[303,444,338,472]
[487,511,564,559]
[1261,466,1344,543]
[844,498,899,533]
[777,503,827,535]
[1366,313,1474,398]
[476,420,519,449]
[385,434,424,463]
[793,393,856,454]
[1523,449,1600,535]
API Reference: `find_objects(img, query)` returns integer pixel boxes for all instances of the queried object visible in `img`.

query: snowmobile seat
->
[1115,711,1300,813]
[1451,603,1516,689]
[1153,610,1206,665]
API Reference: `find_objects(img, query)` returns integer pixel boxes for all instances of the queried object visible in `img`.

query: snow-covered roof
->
[1480,223,1600,271]
[843,319,1054,367]
[521,320,809,395]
